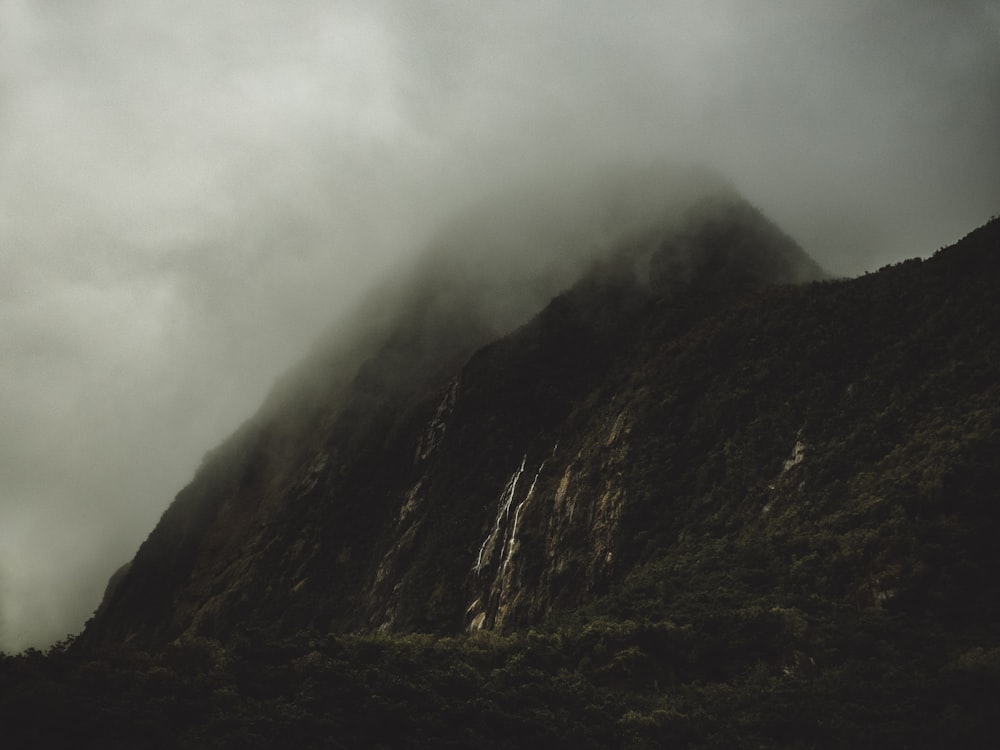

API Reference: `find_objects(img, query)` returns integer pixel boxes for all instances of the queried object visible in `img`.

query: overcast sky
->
[2,0,998,652]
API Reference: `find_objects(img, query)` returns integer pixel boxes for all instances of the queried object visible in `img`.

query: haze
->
[2,0,998,652]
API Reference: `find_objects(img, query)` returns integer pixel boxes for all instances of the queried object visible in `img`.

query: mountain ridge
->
[80,180,826,647]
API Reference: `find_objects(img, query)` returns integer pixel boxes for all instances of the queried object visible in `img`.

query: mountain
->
[5,174,998,748]
[80,173,826,648]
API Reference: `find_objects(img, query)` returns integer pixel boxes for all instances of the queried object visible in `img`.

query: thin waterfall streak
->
[501,458,546,575]
[474,455,527,574]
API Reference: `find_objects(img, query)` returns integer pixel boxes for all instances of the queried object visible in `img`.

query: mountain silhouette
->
[80,171,827,647]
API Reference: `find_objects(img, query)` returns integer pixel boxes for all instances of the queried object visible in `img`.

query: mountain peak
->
[81,173,830,647]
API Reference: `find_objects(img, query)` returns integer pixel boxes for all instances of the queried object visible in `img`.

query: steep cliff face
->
[80,184,1000,653]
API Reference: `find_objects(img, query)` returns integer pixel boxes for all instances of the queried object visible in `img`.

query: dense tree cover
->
[2,615,998,748]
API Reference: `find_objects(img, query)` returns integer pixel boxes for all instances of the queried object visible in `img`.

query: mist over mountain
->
[262,163,807,413]
[2,173,997,746]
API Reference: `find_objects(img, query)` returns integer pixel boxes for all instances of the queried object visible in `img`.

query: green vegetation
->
[3,612,998,748]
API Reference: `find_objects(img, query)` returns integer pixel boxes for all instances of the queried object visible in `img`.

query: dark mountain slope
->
[604,225,1000,627]
[460,218,1000,640]
[80,211,999,654]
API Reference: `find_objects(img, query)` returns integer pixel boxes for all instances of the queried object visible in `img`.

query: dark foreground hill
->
[2,182,998,747]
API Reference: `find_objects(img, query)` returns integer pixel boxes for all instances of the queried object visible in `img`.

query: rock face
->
[80,176,1000,652]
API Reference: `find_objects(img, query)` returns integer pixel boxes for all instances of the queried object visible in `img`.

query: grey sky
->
[1,0,998,651]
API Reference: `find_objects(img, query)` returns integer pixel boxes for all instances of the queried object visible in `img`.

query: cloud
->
[1,0,998,651]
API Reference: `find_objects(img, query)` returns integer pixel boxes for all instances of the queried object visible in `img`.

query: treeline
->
[2,614,998,748]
